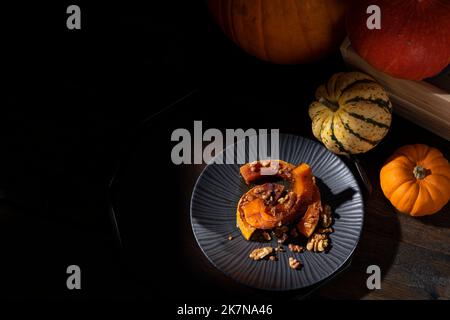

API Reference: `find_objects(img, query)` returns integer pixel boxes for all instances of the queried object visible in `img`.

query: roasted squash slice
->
[236,196,256,240]
[242,198,280,229]
[236,183,285,239]
[291,163,315,205]
[240,160,295,185]
[237,161,321,240]
[242,192,301,230]
[297,185,322,238]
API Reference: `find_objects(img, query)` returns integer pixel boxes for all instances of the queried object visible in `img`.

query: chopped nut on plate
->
[317,227,333,234]
[228,235,233,241]
[249,247,274,261]
[269,255,278,262]
[277,233,288,244]
[289,257,301,270]
[321,204,333,228]
[274,225,289,237]
[306,233,330,252]
[288,244,304,253]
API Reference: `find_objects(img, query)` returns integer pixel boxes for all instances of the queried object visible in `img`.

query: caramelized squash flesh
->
[297,185,322,238]
[291,163,315,205]
[237,161,321,240]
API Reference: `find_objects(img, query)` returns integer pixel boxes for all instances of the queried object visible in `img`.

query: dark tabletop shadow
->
[415,202,450,229]
[315,178,357,220]
[312,165,401,299]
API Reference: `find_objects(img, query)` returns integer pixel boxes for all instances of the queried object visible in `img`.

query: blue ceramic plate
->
[190,134,364,290]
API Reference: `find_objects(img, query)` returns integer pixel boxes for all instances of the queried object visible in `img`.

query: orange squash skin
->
[380,144,450,216]
[208,0,353,64]
[291,163,315,205]
[237,162,318,238]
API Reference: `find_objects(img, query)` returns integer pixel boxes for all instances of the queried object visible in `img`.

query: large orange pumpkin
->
[208,0,353,64]
[380,144,450,216]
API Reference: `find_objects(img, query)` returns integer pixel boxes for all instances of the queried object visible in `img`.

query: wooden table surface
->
[314,116,450,300]
[3,0,449,300]
[119,84,449,301]
[180,116,450,301]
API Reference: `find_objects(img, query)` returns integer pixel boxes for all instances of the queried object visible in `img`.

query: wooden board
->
[340,38,450,141]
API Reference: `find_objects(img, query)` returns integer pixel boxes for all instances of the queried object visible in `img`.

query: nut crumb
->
[254,186,264,194]
[228,235,233,241]
[317,227,333,234]
[277,233,288,244]
[288,244,304,253]
[277,194,289,204]
[289,257,301,270]
[321,204,333,228]
[249,247,273,261]
[274,225,289,237]
[260,160,271,167]
[269,256,278,261]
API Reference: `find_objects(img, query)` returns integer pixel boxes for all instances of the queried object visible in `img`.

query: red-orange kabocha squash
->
[347,0,450,80]
[208,0,353,64]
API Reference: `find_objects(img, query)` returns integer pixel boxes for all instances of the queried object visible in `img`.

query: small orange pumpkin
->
[380,144,450,216]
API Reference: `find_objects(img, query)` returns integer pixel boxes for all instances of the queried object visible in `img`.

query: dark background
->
[2,0,449,300]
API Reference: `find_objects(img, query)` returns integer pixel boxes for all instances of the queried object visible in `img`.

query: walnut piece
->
[228,235,233,241]
[277,233,288,244]
[317,227,333,234]
[277,194,290,204]
[249,247,273,261]
[289,257,301,270]
[306,233,330,252]
[260,160,271,167]
[288,244,304,253]
[274,225,289,238]
[253,186,265,194]
[321,204,333,228]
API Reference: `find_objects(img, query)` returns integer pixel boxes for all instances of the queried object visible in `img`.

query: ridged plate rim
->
[190,134,364,291]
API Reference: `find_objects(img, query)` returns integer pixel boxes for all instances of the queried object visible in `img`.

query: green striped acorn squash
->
[309,72,392,155]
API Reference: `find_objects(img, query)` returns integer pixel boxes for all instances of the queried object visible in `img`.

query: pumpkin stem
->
[319,97,339,112]
[413,165,430,180]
